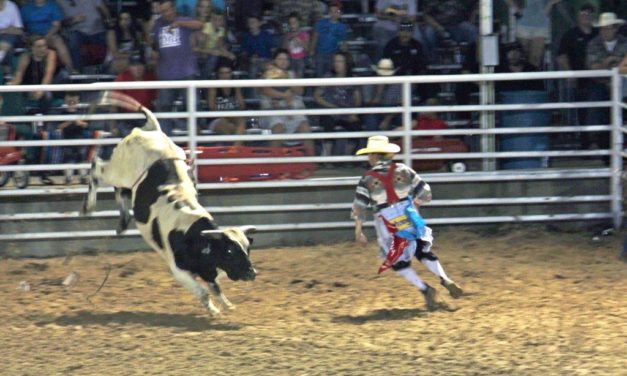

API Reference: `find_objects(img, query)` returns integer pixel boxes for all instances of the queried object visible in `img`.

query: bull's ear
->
[239,225,257,234]
[201,230,224,240]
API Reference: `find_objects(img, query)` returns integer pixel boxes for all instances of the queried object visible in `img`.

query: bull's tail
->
[98,91,161,132]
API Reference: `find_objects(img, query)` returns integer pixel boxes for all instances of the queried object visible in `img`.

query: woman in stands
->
[8,34,63,113]
[9,34,67,184]
[206,60,247,146]
[106,9,145,74]
[313,52,362,158]
[259,48,313,152]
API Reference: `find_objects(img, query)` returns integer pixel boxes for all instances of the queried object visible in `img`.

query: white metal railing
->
[0,69,624,243]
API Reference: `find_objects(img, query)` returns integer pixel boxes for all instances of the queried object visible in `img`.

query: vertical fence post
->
[611,68,623,230]
[402,81,412,167]
[187,85,198,179]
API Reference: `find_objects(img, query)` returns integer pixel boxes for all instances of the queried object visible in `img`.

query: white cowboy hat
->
[355,135,401,155]
[593,12,625,27]
[371,58,397,76]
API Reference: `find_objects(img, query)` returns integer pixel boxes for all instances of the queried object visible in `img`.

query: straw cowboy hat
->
[593,12,625,27]
[371,58,397,76]
[263,66,288,80]
[356,135,401,155]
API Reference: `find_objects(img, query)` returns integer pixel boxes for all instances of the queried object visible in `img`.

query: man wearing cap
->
[352,135,463,311]
[382,21,426,77]
[584,12,627,156]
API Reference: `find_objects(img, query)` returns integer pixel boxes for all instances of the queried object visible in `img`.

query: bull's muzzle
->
[242,268,257,281]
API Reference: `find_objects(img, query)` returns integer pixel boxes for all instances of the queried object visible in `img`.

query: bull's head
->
[201,226,257,281]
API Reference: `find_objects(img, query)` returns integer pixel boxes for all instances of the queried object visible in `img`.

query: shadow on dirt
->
[333,308,427,324]
[34,310,242,331]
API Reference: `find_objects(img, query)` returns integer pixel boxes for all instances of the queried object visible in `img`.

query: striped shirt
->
[352,160,431,220]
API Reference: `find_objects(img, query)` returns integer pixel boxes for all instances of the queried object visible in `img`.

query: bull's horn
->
[239,225,257,234]
[201,229,223,239]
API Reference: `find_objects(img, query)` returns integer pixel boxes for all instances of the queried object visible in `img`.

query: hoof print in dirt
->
[304,280,321,289]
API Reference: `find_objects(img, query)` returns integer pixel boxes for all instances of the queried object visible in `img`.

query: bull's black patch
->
[167,217,253,284]
[151,218,163,249]
[134,159,182,223]
[168,217,219,278]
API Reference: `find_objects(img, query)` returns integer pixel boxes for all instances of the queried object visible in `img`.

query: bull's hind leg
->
[115,188,132,234]
[169,265,221,316]
[81,157,106,215]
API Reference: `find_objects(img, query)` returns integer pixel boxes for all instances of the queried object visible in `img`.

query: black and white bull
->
[81,91,256,316]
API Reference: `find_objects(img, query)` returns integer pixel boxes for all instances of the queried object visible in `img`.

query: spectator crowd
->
[1,0,627,183]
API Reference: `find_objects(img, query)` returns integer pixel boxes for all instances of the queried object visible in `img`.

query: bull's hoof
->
[116,216,131,234]
[225,304,236,311]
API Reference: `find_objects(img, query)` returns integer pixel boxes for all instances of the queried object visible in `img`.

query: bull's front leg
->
[207,281,234,310]
[81,157,105,215]
[169,266,221,316]
[115,188,132,234]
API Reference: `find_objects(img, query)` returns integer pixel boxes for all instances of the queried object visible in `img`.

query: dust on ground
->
[1,226,625,376]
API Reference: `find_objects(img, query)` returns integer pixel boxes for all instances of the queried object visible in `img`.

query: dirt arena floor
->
[1,226,626,376]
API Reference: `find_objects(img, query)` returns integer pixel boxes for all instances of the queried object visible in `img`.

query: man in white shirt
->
[0,0,23,65]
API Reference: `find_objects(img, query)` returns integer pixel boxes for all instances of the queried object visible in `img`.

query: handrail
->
[0,68,624,247]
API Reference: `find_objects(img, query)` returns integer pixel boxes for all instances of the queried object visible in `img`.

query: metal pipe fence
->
[0,69,624,243]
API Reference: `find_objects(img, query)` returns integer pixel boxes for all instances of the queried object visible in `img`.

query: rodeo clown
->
[352,135,463,310]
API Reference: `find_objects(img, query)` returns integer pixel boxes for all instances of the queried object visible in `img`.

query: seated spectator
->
[423,0,478,46]
[282,12,310,78]
[272,0,324,29]
[193,5,234,79]
[411,97,448,140]
[367,58,402,130]
[55,91,90,184]
[0,0,24,68]
[106,9,145,74]
[8,34,66,113]
[57,0,111,72]
[310,1,348,78]
[372,0,417,60]
[232,0,262,33]
[110,53,158,138]
[313,52,362,156]
[20,0,75,72]
[495,42,544,92]
[240,15,274,79]
[206,60,246,145]
[259,49,313,152]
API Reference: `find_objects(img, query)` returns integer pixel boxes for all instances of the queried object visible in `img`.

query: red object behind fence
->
[395,137,469,172]
[192,145,316,182]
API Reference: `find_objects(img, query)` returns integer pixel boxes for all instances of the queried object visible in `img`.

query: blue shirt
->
[176,0,196,17]
[241,29,274,59]
[211,0,225,12]
[20,0,63,35]
[314,18,348,54]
